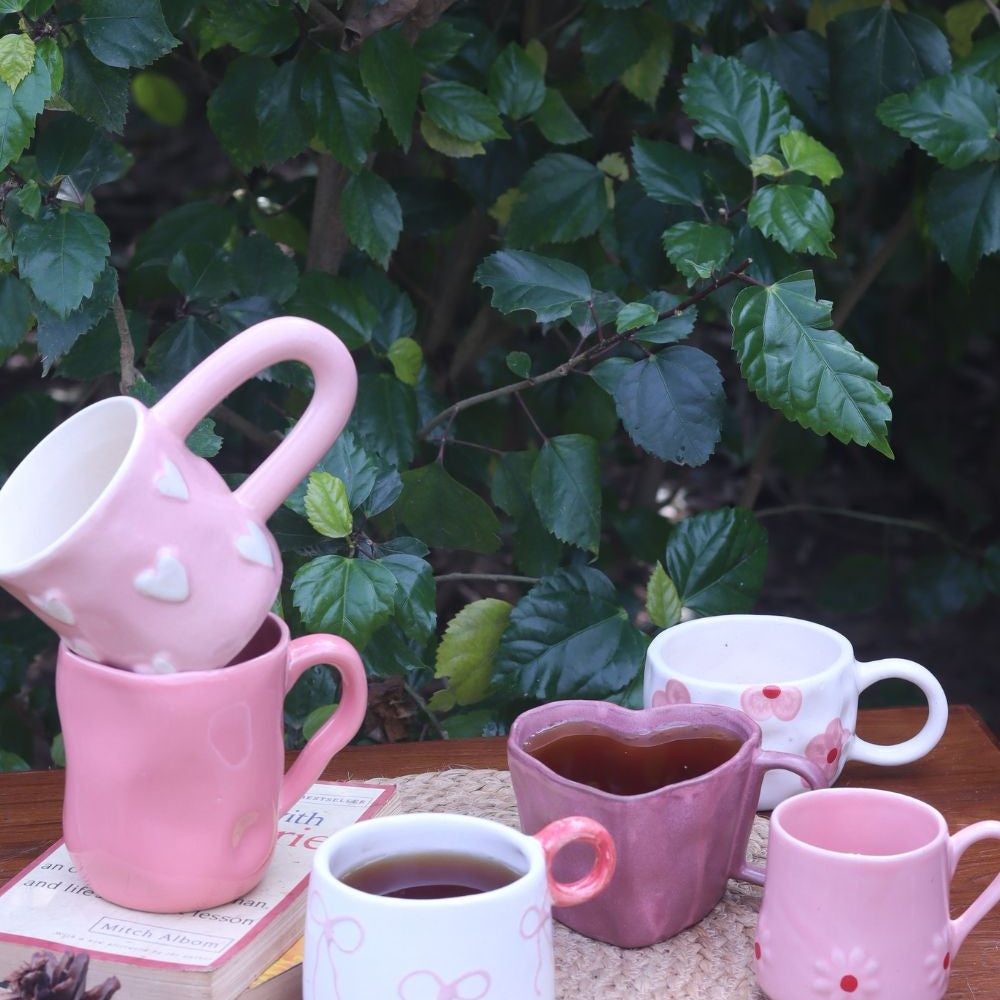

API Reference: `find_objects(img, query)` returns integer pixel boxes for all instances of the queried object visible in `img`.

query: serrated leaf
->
[946,1,988,59]
[616,301,658,333]
[256,57,311,167]
[304,471,353,538]
[646,562,681,628]
[341,169,402,268]
[206,55,266,171]
[60,44,128,133]
[167,243,234,300]
[876,72,1000,169]
[287,270,376,350]
[35,263,117,372]
[15,209,110,318]
[144,315,224,391]
[419,114,484,157]
[632,291,697,345]
[927,161,1000,281]
[779,130,843,184]
[532,88,590,145]
[0,34,34,91]
[488,42,545,120]
[422,81,508,143]
[291,554,397,650]
[0,272,33,357]
[531,434,602,554]
[731,271,894,457]
[632,136,705,207]
[131,70,186,126]
[474,249,592,322]
[751,154,785,178]
[621,23,672,107]
[0,44,50,169]
[433,598,512,707]
[380,553,436,644]
[507,153,609,246]
[681,49,794,160]
[360,27,420,149]
[662,220,734,285]
[204,0,298,57]
[348,372,417,469]
[393,462,500,554]
[81,0,178,69]
[386,336,422,386]
[581,6,647,88]
[412,20,472,70]
[506,350,530,377]
[286,429,379,515]
[613,347,724,465]
[231,233,297,303]
[493,566,648,700]
[665,507,768,616]
[747,185,835,257]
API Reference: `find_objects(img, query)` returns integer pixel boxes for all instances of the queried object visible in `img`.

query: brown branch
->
[341,0,420,47]
[307,155,351,275]
[213,404,283,450]
[113,293,135,393]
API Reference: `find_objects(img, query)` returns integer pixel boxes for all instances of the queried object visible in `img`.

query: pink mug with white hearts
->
[755,787,1000,1000]
[0,316,356,672]
[643,614,948,809]
[303,812,616,1000]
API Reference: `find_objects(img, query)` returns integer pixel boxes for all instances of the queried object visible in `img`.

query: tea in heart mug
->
[303,812,615,1000]
[57,613,368,912]
[643,614,948,809]
[0,315,356,672]
[507,700,826,947]
[755,787,1000,1000]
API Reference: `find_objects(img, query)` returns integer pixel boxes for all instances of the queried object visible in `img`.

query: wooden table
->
[1,705,998,998]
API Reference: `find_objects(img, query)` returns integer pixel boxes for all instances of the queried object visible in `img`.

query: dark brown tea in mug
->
[339,851,523,900]
[523,722,744,795]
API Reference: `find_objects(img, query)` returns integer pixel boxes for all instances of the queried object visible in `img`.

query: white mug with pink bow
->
[643,614,949,810]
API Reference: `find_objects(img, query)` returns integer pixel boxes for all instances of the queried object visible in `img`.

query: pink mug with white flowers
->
[0,316,357,673]
[643,614,948,809]
[755,787,1000,1000]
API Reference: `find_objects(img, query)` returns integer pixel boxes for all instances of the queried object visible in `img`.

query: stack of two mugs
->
[0,317,368,913]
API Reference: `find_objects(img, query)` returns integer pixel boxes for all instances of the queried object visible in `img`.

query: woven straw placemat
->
[379,768,767,1000]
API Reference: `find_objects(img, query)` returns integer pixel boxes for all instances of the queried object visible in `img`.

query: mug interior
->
[227,614,285,665]
[776,789,943,857]
[650,615,848,685]
[0,398,141,572]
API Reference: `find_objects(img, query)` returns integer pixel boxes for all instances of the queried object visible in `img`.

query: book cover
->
[0,781,395,1000]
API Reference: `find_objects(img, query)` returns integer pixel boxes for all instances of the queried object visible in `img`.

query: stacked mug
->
[0,317,370,912]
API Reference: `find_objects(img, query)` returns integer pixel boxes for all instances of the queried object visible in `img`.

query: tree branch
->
[340,0,458,47]
[113,293,135,393]
[307,154,351,275]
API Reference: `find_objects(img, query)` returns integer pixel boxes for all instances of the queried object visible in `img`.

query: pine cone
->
[5,951,120,1000]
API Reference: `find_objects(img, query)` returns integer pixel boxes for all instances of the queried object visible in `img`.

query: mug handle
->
[948,821,1000,958]
[533,816,616,907]
[151,316,358,521]
[278,633,369,813]
[733,750,828,885]
[846,658,949,766]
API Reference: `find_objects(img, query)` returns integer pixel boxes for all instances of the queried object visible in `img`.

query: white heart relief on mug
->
[29,590,76,625]
[133,549,190,603]
[154,458,189,501]
[235,520,274,569]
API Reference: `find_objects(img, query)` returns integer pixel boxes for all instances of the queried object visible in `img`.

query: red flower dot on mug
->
[827,747,839,764]
[943,952,950,969]
[754,942,761,960]
[763,685,781,699]
[840,974,858,993]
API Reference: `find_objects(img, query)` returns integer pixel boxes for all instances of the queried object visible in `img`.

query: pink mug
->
[57,613,368,912]
[755,787,1000,1000]
[0,316,357,672]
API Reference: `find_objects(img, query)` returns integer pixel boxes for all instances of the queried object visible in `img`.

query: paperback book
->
[0,781,396,1000]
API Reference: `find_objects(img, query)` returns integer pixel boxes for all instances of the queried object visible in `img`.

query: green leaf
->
[665,507,768,616]
[231,233,297,303]
[203,0,297,57]
[35,264,117,372]
[662,221,734,285]
[256,57,311,167]
[616,301,659,333]
[506,350,531,377]
[412,20,472,71]
[348,372,417,468]
[422,81,508,143]
[474,249,592,322]
[393,463,500,554]
[0,751,29,773]
[60,44,128,133]
[386,336,422,386]
[360,27,420,149]
[300,50,380,172]
[681,49,794,160]
[302,704,336,741]
[381,553,436,644]
[432,599,512,708]
[287,271,376,350]
[81,0,178,69]
[747,185,835,257]
[206,55,266,171]
[946,1,988,59]
[0,44,50,169]
[581,6,647,88]
[927,161,1000,281]
[304,471,353,538]
[632,291,697,345]
[0,34,34,91]
[829,7,951,168]
[493,566,648,700]
[15,209,110,318]
[488,42,545,120]
[613,347,725,466]
[0,273,33,357]
[750,153,785,178]
[730,271,894,457]
[167,244,234,300]
[341,169,402,269]
[631,136,705,207]
[646,562,681,628]
[531,434,602,554]
[506,153,608,246]
[532,88,590,145]
[144,315,224,391]
[291,554,397,650]
[779,130,843,184]
[876,72,1000,169]
[131,70,186,126]
[621,22,672,107]
[35,113,94,181]
[420,114,484,157]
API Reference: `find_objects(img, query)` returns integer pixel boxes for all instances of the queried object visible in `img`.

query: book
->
[0,781,396,1000]
[239,938,304,1000]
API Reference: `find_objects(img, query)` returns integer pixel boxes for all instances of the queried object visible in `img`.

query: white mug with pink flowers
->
[642,614,948,810]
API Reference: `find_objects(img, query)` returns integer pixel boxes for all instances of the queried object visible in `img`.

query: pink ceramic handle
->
[533,815,616,907]
[278,633,368,813]
[151,316,358,520]
[949,821,1000,957]
[733,750,828,885]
